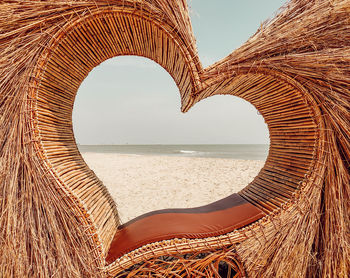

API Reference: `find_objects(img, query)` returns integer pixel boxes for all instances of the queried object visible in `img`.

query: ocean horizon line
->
[78,143,269,146]
[78,144,269,160]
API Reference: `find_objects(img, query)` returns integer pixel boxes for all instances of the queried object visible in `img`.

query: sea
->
[78,144,269,160]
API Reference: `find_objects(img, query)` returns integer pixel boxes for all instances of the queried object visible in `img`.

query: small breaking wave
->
[179,150,197,154]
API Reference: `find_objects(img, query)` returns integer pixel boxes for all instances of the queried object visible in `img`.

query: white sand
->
[81,153,265,223]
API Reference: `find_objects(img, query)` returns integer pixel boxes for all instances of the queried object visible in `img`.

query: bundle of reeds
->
[0,0,349,277]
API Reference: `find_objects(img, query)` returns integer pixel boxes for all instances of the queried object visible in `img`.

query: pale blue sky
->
[73,1,287,145]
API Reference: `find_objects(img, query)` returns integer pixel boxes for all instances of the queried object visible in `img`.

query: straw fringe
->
[0,0,349,277]
[0,67,105,276]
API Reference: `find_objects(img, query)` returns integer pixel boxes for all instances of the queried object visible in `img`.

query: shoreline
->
[78,144,269,160]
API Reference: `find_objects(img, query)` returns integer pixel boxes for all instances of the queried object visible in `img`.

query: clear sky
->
[73,0,287,145]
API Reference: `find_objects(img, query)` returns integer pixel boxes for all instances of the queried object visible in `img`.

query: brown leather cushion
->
[106,194,264,264]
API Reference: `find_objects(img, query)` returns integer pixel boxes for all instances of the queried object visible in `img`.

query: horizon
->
[78,143,269,145]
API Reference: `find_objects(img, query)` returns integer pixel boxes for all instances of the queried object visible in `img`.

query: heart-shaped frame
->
[1,1,349,277]
[27,4,325,276]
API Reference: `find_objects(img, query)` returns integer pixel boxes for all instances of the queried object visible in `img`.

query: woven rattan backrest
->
[31,5,323,257]
[195,73,321,213]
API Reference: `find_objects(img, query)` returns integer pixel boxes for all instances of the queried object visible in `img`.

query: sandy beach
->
[81,152,265,223]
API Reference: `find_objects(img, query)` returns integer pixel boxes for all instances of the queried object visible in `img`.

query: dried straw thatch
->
[0,0,349,277]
